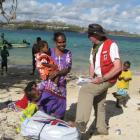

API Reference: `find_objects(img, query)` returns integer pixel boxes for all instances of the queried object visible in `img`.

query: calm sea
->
[0,29,140,74]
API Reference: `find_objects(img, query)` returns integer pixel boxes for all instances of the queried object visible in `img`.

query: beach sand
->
[0,67,140,140]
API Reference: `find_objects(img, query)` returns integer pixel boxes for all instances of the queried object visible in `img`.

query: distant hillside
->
[107,30,140,37]
[0,21,83,32]
[0,21,140,38]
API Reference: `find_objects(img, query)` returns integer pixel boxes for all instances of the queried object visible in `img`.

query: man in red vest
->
[75,24,122,135]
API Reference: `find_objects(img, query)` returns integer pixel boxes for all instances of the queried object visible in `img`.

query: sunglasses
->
[88,34,95,38]
[88,34,92,38]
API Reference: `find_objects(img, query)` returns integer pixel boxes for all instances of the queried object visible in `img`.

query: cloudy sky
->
[2,0,140,34]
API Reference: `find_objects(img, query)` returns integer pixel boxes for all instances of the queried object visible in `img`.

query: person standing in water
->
[1,45,9,75]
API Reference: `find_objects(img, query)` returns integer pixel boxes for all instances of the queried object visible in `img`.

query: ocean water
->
[0,29,140,74]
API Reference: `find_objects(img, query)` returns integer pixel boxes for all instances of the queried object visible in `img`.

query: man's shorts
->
[1,60,7,67]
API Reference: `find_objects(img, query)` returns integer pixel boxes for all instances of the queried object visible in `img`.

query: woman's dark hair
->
[53,32,66,42]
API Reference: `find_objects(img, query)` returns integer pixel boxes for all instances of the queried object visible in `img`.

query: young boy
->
[20,81,40,122]
[16,81,40,132]
[1,45,9,75]
[8,81,37,111]
[113,61,132,108]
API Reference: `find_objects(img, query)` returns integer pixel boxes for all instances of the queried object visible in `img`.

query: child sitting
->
[17,81,40,132]
[113,61,132,108]
[20,81,40,122]
[8,81,37,111]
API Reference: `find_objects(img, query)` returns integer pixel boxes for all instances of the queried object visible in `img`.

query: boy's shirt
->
[20,102,38,122]
[16,102,38,133]
[117,70,132,89]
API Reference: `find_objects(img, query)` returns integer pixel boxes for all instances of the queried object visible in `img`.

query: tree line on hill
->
[0,21,139,38]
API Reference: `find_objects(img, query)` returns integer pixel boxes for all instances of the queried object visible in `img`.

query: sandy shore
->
[0,67,140,140]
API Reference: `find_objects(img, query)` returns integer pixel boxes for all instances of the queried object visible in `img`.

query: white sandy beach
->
[0,67,140,140]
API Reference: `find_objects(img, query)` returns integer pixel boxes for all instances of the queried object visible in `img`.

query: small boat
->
[0,39,30,49]
[0,42,29,49]
[11,43,29,48]
[0,33,30,49]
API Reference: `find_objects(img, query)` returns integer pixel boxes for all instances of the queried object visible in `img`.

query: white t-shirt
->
[89,42,120,77]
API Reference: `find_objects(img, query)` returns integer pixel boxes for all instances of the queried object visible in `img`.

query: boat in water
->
[0,33,30,49]
[0,41,29,49]
[11,43,29,48]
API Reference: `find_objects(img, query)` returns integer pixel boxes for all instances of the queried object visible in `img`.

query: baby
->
[35,40,61,93]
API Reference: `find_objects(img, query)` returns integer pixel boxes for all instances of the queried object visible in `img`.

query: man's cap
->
[88,24,106,37]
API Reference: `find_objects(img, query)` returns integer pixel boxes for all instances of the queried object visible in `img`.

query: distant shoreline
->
[0,21,140,38]
[0,27,140,38]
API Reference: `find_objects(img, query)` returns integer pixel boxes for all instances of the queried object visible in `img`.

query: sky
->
[1,0,140,34]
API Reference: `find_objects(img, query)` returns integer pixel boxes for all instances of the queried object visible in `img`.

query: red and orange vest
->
[100,39,120,83]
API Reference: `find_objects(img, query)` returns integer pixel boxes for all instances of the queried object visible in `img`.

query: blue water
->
[0,29,140,74]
